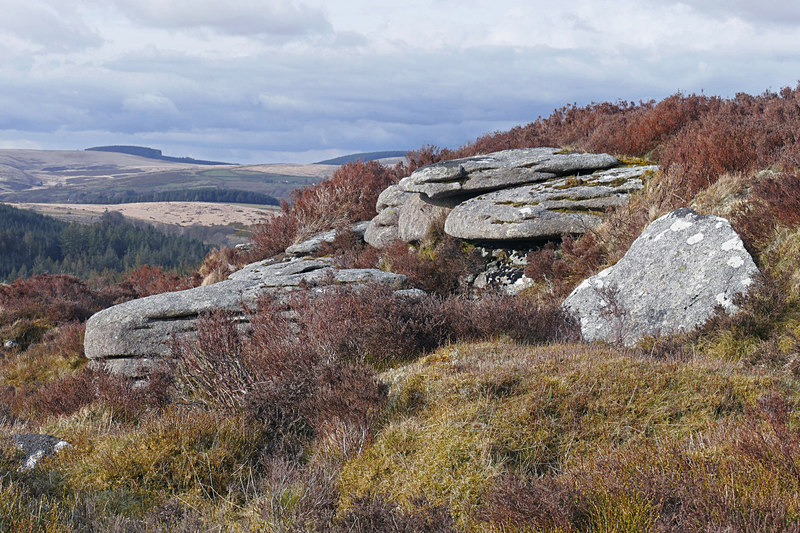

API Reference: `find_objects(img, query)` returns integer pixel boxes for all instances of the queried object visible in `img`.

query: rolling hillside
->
[0,149,337,203]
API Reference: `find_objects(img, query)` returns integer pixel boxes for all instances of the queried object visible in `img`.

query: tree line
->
[0,205,209,282]
[53,188,280,205]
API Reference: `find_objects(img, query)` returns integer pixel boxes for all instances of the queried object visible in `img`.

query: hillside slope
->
[0,149,336,203]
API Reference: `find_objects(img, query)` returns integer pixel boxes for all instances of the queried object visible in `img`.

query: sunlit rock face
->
[563,208,759,346]
[365,148,655,247]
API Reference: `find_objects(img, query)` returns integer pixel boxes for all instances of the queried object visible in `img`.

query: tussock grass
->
[339,341,799,530]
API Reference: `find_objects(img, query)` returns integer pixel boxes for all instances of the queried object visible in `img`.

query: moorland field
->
[3,88,800,531]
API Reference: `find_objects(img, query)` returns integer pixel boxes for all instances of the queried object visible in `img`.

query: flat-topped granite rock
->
[365,148,656,248]
[85,258,406,377]
[563,208,758,345]
[445,166,655,242]
[398,147,618,200]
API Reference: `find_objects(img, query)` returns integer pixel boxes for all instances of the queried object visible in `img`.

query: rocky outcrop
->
[365,148,656,247]
[445,166,654,242]
[396,194,453,243]
[85,258,406,377]
[364,185,414,248]
[471,251,534,295]
[397,148,618,200]
[286,221,370,257]
[364,186,455,248]
[563,209,758,345]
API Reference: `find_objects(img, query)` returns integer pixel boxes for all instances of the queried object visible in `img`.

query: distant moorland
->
[0,148,336,204]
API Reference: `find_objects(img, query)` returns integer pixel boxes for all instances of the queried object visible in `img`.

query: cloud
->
[122,94,180,115]
[104,0,331,36]
[1,1,800,164]
[659,0,800,26]
[0,1,101,52]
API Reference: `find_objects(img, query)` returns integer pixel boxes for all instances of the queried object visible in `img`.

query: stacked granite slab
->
[365,147,657,246]
[84,258,406,377]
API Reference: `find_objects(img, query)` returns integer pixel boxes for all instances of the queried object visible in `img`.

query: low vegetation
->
[4,86,800,531]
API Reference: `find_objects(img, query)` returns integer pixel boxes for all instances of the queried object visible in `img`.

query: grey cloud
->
[645,0,800,26]
[0,1,102,51]
[3,24,800,165]
[106,0,331,36]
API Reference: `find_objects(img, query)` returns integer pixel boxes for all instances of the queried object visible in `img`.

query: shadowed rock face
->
[84,258,406,377]
[563,209,759,346]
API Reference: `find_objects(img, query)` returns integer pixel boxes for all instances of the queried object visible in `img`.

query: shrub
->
[118,265,197,297]
[0,274,105,324]
[441,294,578,345]
[333,494,456,533]
[293,285,446,368]
[292,160,399,241]
[32,367,173,422]
[248,203,297,261]
[245,160,405,263]
[380,237,482,296]
[175,301,388,458]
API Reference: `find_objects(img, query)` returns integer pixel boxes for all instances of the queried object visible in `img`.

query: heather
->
[3,86,800,531]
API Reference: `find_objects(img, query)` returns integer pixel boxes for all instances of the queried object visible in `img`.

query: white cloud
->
[122,94,180,115]
[0,1,101,52]
[99,0,331,36]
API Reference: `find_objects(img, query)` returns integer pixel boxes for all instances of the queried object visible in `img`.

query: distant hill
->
[0,149,334,203]
[86,145,232,166]
[315,151,408,165]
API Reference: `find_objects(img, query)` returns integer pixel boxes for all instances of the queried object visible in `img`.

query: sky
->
[1,0,799,164]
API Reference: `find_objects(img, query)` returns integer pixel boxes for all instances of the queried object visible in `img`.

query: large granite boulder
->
[445,166,655,242]
[398,147,618,200]
[85,258,406,377]
[563,209,758,345]
[396,194,453,243]
[365,186,456,247]
[364,185,416,248]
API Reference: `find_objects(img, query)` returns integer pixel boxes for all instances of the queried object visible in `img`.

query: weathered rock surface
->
[286,221,370,257]
[366,149,656,248]
[445,166,655,242]
[85,258,406,377]
[396,194,453,243]
[11,434,70,471]
[398,147,618,200]
[364,185,416,248]
[563,209,758,345]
